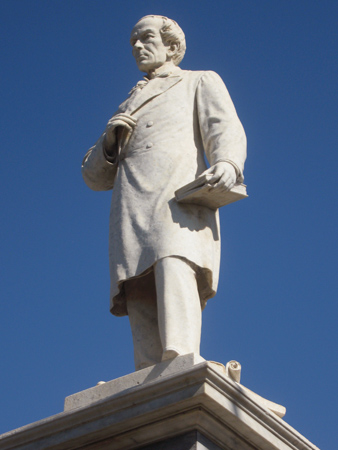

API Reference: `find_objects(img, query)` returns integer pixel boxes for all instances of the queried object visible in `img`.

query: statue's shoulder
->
[181,69,224,84]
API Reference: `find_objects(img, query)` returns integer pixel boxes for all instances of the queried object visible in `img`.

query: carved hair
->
[136,15,186,65]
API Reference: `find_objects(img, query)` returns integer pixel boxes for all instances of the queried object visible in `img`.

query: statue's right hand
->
[105,113,137,147]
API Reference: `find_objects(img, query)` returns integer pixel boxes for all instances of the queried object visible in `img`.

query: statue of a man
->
[82,15,246,370]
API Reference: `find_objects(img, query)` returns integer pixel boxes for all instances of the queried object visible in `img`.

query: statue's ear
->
[167,42,178,58]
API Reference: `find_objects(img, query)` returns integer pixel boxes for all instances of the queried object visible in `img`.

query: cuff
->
[102,134,118,163]
[214,159,241,179]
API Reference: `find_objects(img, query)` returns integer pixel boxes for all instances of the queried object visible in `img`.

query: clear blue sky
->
[1,1,337,448]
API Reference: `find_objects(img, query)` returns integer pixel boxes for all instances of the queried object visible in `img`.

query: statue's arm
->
[81,132,117,191]
[82,113,137,191]
[196,71,247,188]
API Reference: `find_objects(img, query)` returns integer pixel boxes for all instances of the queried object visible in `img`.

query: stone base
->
[0,354,319,450]
[137,430,223,449]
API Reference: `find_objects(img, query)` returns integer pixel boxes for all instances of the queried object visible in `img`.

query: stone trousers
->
[125,257,202,370]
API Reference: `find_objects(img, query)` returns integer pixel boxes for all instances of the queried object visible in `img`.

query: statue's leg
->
[125,271,163,371]
[154,257,202,361]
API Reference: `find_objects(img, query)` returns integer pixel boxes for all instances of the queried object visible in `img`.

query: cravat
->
[128,71,172,96]
[128,78,149,95]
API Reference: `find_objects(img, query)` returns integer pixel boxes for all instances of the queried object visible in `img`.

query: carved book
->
[175,174,248,210]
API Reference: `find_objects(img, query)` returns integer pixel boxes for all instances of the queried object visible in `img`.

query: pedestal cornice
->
[0,355,319,450]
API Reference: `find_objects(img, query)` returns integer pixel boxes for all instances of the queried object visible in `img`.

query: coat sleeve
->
[196,71,247,182]
[81,132,117,191]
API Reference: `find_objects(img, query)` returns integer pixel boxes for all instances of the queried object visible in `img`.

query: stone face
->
[0,355,320,450]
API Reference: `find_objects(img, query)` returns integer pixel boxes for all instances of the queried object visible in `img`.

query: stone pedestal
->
[0,354,319,450]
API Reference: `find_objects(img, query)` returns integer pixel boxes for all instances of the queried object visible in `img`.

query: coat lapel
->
[119,74,183,115]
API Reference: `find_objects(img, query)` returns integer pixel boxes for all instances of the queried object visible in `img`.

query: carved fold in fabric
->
[102,139,117,164]
[128,71,174,96]
[82,69,246,316]
[128,78,149,96]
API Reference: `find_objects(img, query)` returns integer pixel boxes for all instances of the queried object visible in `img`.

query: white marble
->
[211,360,286,418]
[64,353,205,411]
[82,15,247,369]
[225,359,242,382]
[0,355,319,450]
[65,355,286,419]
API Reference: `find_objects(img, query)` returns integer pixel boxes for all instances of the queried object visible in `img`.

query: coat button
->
[146,121,154,127]
[146,142,153,149]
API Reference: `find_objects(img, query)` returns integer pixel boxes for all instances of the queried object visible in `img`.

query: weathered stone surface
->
[138,430,223,450]
[0,355,319,450]
[64,353,205,411]
[82,15,247,370]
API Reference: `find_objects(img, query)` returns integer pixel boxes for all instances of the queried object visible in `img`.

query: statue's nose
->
[134,39,143,49]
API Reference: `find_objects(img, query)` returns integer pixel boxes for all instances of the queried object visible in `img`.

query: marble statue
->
[82,15,247,370]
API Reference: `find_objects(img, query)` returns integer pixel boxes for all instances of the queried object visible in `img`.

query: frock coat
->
[82,68,246,316]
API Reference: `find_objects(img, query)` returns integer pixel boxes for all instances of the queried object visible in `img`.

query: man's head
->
[130,15,186,74]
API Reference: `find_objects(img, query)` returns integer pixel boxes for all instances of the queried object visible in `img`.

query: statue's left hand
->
[200,161,237,192]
